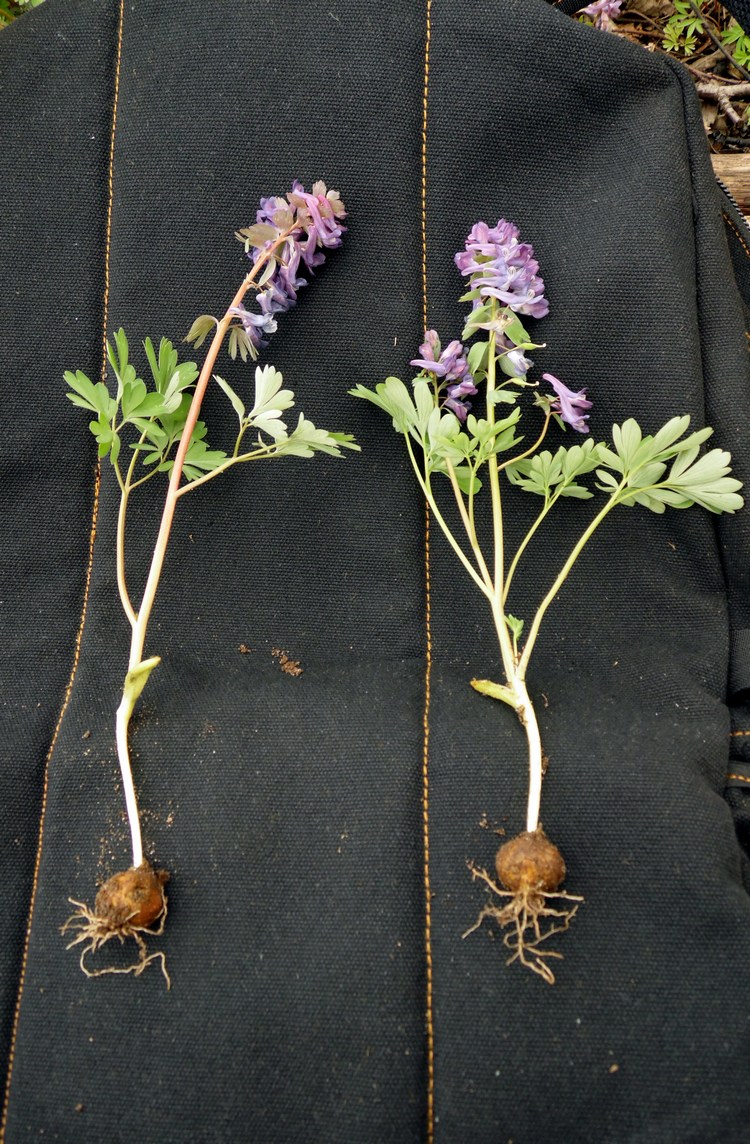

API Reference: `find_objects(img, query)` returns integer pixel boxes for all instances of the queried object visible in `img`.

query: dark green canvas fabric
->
[2,1,750,1141]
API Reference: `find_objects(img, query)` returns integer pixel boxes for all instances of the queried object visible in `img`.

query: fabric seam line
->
[0,0,124,1133]
[421,0,435,1141]
[723,211,750,262]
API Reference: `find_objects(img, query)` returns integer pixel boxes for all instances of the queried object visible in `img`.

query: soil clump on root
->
[62,862,171,987]
[464,829,583,984]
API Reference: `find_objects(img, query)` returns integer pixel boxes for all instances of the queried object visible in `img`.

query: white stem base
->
[510,678,543,834]
[115,699,143,869]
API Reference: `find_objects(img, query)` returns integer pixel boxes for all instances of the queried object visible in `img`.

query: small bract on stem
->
[352,217,743,983]
[63,180,357,981]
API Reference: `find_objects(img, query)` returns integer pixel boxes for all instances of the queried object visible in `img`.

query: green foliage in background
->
[663,0,750,67]
[0,0,43,30]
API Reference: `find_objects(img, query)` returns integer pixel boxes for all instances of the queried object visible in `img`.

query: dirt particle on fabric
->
[271,647,303,676]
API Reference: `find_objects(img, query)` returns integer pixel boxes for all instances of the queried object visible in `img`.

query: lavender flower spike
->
[544,372,592,434]
[232,180,347,348]
[454,220,549,319]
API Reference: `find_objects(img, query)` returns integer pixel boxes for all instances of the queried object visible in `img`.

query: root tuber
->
[464,829,582,985]
[495,829,566,893]
[62,863,170,987]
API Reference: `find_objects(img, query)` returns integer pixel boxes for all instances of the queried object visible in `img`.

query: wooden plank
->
[711,154,750,215]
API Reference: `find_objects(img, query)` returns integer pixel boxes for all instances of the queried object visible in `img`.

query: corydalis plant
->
[352,218,743,983]
[61,180,357,985]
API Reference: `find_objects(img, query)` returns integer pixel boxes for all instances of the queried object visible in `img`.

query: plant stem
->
[116,696,143,867]
[445,459,494,591]
[517,487,623,679]
[493,411,555,610]
[483,592,544,833]
[232,422,246,458]
[512,676,544,833]
[114,231,293,868]
[484,317,517,681]
[115,430,152,629]
[404,434,493,599]
[497,410,552,474]
[116,487,137,628]
[486,329,504,591]
[174,442,278,498]
[503,492,557,606]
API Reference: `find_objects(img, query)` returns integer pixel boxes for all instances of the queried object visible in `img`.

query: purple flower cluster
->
[544,373,592,434]
[230,180,346,352]
[410,331,477,421]
[454,220,549,319]
[581,0,622,30]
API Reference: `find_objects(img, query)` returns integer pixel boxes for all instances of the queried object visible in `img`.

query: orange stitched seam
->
[723,211,750,262]
[0,469,101,1141]
[730,729,750,736]
[726,773,750,783]
[421,0,435,1140]
[0,0,123,1135]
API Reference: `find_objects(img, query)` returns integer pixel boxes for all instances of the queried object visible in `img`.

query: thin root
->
[61,897,171,989]
[463,862,583,985]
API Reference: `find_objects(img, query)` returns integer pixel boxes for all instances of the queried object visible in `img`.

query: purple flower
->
[258,279,296,317]
[256,194,294,231]
[445,378,478,422]
[228,303,278,351]
[288,180,347,270]
[454,220,549,319]
[497,333,533,378]
[581,0,622,30]
[257,242,307,316]
[410,330,473,385]
[233,180,346,350]
[544,372,592,434]
[410,330,477,420]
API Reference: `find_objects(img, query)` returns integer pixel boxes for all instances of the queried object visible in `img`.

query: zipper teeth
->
[716,174,750,238]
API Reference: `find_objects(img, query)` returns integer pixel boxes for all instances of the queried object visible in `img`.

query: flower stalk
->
[114,239,287,868]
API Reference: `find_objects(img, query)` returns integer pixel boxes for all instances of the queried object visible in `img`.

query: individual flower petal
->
[447,378,478,399]
[502,348,533,376]
[442,376,479,421]
[258,279,296,317]
[444,394,471,421]
[495,333,533,378]
[228,303,278,350]
[410,329,442,370]
[543,372,592,434]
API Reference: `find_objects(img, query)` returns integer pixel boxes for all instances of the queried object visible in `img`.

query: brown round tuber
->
[94,863,169,929]
[495,829,566,893]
